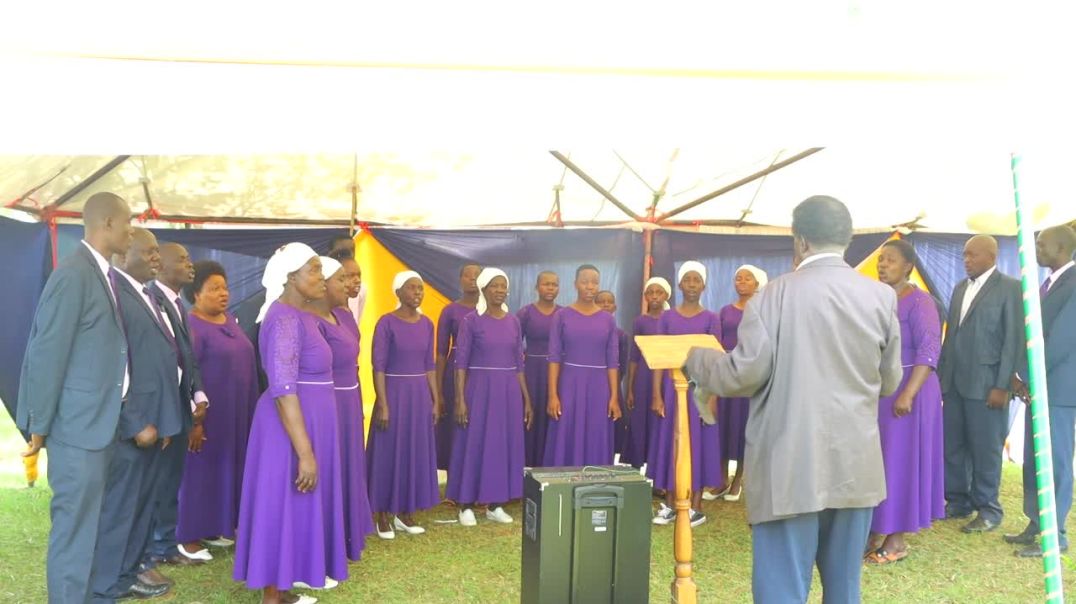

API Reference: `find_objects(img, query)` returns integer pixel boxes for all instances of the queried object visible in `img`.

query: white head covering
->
[644,276,672,310]
[320,256,343,279]
[256,242,318,323]
[392,270,423,311]
[678,261,708,285]
[735,264,769,291]
[476,268,510,316]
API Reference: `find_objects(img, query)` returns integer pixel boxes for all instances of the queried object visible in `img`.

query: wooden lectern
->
[634,334,725,604]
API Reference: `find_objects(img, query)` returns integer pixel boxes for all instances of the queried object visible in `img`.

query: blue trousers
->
[943,391,1008,522]
[144,427,186,561]
[751,507,873,604]
[1022,403,1076,548]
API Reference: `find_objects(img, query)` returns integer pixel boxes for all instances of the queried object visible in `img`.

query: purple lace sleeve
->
[265,310,302,398]
[424,317,436,372]
[911,291,942,369]
[372,316,390,373]
[454,314,474,370]
[548,311,564,364]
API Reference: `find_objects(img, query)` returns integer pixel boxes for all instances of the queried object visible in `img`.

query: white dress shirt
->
[115,267,182,389]
[152,280,209,407]
[959,265,997,325]
[1046,261,1074,292]
[81,240,129,396]
[796,252,843,271]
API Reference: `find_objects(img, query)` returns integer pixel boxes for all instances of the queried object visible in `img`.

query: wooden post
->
[670,367,696,604]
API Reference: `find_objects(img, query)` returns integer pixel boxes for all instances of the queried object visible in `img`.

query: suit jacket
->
[16,244,127,451]
[150,282,204,433]
[938,269,1025,401]
[685,256,902,524]
[113,277,185,440]
[1042,267,1076,406]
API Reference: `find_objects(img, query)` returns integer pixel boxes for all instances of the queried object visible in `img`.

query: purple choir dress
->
[622,314,661,467]
[872,287,945,534]
[317,307,375,561]
[446,312,527,504]
[177,312,259,544]
[366,313,440,515]
[717,304,750,464]
[518,303,560,467]
[436,302,475,471]
[646,309,724,492]
[542,307,620,467]
[233,302,347,589]
[612,327,631,457]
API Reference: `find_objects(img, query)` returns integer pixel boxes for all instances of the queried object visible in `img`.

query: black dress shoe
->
[116,579,171,600]
[961,516,1000,533]
[1003,525,1037,545]
[945,507,973,520]
[137,568,173,587]
[152,552,204,567]
[1016,543,1069,558]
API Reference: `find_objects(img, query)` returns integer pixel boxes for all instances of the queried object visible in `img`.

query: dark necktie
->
[1040,276,1052,299]
[145,286,184,371]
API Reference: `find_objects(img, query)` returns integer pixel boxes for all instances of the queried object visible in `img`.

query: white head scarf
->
[320,256,343,280]
[678,261,708,285]
[644,276,672,310]
[256,242,318,323]
[393,270,423,311]
[735,264,769,291]
[476,268,510,316]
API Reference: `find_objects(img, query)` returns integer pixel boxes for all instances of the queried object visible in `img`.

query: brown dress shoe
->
[137,568,174,586]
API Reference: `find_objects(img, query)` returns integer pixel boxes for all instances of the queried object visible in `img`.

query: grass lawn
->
[1,412,1073,603]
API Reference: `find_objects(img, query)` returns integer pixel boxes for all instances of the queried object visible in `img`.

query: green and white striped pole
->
[1011,153,1064,603]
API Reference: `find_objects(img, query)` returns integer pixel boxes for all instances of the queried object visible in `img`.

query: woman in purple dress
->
[712,264,767,502]
[367,271,441,539]
[866,240,944,564]
[448,268,534,526]
[543,265,622,466]
[517,271,560,466]
[435,264,481,472]
[624,277,670,469]
[176,262,259,558]
[311,256,375,561]
[234,244,346,604]
[649,262,723,528]
[596,290,630,458]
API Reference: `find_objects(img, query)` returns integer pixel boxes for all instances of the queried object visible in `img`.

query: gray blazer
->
[1042,267,1076,406]
[16,244,127,451]
[685,256,902,525]
[938,269,1024,401]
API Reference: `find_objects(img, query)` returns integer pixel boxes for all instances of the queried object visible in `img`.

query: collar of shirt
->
[154,280,184,310]
[971,265,997,287]
[113,267,159,312]
[796,252,843,271]
[1049,261,1075,287]
[80,240,111,277]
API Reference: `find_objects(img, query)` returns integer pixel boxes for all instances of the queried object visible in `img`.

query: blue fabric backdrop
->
[907,232,1026,313]
[0,218,52,433]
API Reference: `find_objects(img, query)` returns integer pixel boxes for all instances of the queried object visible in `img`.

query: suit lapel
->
[117,277,171,340]
[76,245,120,323]
[949,280,968,330]
[150,283,187,339]
[1044,268,1075,301]
[962,271,1001,325]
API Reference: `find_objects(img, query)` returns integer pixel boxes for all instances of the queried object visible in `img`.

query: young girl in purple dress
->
[596,290,630,458]
[624,277,670,470]
[435,264,481,472]
[517,271,560,466]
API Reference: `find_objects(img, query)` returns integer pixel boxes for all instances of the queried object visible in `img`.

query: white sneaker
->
[293,577,338,590]
[689,509,707,527]
[486,507,513,524]
[202,536,235,548]
[394,516,426,535]
[177,543,213,561]
[652,504,675,525]
[459,508,477,527]
[294,596,318,604]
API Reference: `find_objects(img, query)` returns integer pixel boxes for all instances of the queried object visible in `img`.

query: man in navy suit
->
[16,193,132,603]
[91,228,184,601]
[145,241,212,565]
[938,235,1026,533]
[1004,224,1076,556]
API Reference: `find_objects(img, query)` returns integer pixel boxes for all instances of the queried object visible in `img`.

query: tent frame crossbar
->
[550,150,643,222]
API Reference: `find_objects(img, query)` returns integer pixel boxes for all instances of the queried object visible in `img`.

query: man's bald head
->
[963,234,999,279]
[83,192,132,256]
[158,242,195,289]
[121,228,161,283]
[1036,224,1076,270]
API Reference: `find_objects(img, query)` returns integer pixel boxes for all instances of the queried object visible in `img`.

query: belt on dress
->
[526,354,549,358]
[296,380,334,386]
[469,366,518,371]
[385,373,426,378]
[563,362,607,369]
[334,383,359,391]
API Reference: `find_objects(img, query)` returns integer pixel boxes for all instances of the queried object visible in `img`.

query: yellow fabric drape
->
[855,232,929,291]
[353,231,450,440]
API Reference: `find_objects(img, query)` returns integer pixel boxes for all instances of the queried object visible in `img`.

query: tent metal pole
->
[657,148,823,223]
[50,155,131,209]
[550,151,642,222]
[350,154,359,236]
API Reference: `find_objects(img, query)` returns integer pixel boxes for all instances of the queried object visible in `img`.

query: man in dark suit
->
[144,242,212,565]
[91,228,184,601]
[1005,224,1076,556]
[16,193,132,603]
[938,234,1026,533]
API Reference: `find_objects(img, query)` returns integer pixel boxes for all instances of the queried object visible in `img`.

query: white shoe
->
[294,596,318,604]
[723,487,742,502]
[459,508,477,527]
[177,543,213,561]
[293,577,338,590]
[486,507,513,524]
[701,491,720,501]
[376,524,395,540]
[689,509,707,528]
[652,504,675,525]
[394,516,426,535]
[202,537,235,548]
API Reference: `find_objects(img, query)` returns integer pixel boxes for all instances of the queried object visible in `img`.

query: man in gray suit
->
[938,235,1025,533]
[685,196,902,603]
[16,193,132,603]
[1005,224,1076,556]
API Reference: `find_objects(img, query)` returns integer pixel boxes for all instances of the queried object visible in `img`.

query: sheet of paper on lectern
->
[633,334,724,370]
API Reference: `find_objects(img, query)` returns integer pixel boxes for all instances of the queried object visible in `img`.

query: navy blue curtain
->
[1,218,52,428]
[373,228,646,330]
